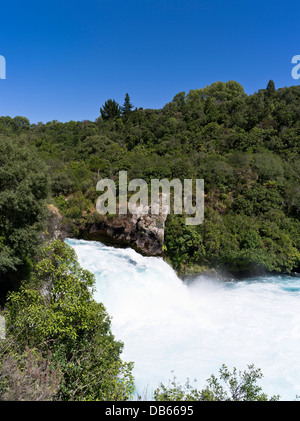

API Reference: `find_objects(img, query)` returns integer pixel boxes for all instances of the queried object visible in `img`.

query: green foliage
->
[154,364,280,401]
[1,79,300,400]
[100,99,121,120]
[0,344,62,401]
[51,171,75,196]
[122,93,134,118]
[4,240,135,401]
[2,80,300,276]
[266,80,276,97]
[251,152,284,182]
[164,216,205,272]
[0,137,50,299]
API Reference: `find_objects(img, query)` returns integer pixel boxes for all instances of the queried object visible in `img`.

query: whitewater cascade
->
[66,238,300,400]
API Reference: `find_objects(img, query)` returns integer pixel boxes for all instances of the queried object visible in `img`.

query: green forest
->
[0,79,300,400]
[2,80,300,281]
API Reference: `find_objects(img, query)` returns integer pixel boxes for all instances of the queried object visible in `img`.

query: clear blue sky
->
[0,0,299,123]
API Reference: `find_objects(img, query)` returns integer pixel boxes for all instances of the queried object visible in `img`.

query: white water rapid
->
[66,238,300,400]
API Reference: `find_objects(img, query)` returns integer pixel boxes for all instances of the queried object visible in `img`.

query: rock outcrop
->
[85,208,167,255]
[45,202,168,256]
[42,204,66,243]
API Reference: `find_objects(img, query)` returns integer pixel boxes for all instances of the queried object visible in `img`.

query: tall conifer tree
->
[122,93,134,117]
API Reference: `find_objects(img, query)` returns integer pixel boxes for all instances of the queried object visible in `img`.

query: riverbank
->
[67,237,300,401]
[47,202,300,281]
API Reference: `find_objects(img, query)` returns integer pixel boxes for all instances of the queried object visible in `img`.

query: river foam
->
[66,238,300,400]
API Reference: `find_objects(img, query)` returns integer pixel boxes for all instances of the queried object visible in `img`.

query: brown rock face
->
[86,211,167,255]
[45,203,168,256]
[43,204,64,242]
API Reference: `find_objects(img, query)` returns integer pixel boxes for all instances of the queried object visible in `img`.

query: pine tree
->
[122,93,134,118]
[100,99,121,120]
[266,80,275,97]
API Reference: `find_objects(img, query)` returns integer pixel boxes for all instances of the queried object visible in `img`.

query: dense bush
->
[1,240,134,401]
[1,81,300,401]
[154,364,280,401]
[0,137,50,300]
[1,81,300,277]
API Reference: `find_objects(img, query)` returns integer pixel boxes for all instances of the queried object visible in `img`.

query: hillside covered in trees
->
[1,79,300,400]
[1,80,300,290]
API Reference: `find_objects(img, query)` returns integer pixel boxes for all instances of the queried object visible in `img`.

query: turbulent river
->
[66,238,300,400]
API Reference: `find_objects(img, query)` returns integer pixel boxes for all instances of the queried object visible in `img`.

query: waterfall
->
[66,238,300,400]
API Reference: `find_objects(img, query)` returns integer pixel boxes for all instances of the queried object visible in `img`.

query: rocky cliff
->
[45,203,168,256]
[84,208,167,255]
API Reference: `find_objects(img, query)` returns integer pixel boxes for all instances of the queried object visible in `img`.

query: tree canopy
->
[2,240,134,401]
[0,137,50,300]
[1,80,300,278]
[1,80,300,400]
[121,93,134,117]
[100,99,121,120]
